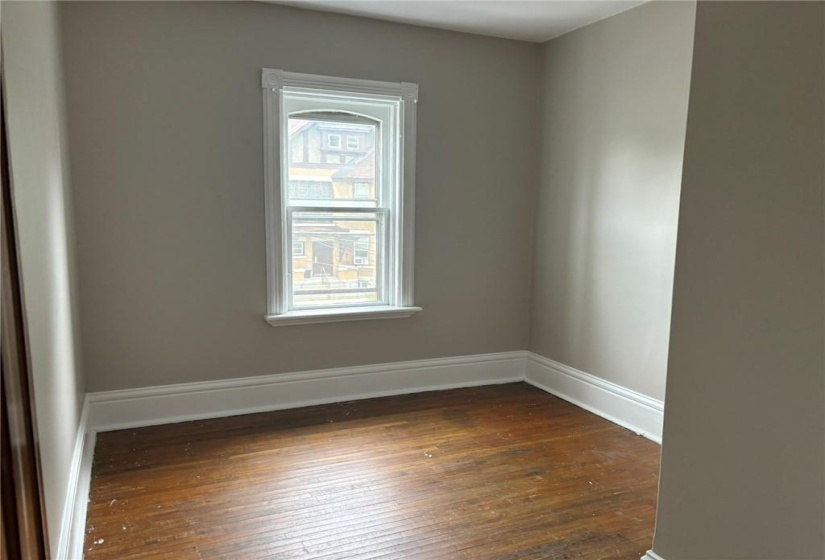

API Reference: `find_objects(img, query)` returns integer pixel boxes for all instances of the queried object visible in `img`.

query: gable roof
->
[333,150,375,181]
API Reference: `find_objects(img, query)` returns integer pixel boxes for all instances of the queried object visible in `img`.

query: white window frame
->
[262,68,421,326]
[346,135,360,150]
[292,240,305,257]
[327,133,342,149]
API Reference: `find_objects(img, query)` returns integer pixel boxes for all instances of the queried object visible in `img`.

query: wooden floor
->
[84,383,660,559]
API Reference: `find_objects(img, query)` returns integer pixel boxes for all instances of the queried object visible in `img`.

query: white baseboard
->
[86,352,527,432]
[55,401,92,560]
[73,351,662,559]
[86,351,664,443]
[525,352,664,443]
[641,551,666,560]
[65,429,95,560]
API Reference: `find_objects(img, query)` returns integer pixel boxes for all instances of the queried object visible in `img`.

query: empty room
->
[2,1,823,559]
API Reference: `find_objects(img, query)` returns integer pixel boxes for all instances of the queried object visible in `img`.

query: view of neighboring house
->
[287,117,381,308]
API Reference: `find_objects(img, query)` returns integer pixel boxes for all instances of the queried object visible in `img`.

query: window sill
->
[265,305,422,327]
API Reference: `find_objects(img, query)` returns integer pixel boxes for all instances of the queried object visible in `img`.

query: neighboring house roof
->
[317,122,373,133]
[289,119,373,137]
[293,223,355,234]
[333,150,375,181]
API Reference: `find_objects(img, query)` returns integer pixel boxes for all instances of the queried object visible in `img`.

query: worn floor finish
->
[84,383,660,559]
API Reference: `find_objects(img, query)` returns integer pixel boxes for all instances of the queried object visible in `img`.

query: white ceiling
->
[272,0,647,43]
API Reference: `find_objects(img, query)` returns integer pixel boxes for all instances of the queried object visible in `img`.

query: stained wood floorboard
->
[84,383,660,559]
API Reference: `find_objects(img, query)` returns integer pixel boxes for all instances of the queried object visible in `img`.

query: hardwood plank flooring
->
[83,383,660,559]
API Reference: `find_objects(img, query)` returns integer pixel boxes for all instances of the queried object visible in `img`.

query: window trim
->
[262,68,420,326]
[346,135,359,150]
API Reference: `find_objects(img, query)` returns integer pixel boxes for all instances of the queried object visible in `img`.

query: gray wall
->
[530,1,696,401]
[60,2,539,392]
[3,1,86,553]
[653,2,825,558]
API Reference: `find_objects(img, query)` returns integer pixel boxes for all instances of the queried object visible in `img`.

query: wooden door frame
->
[0,34,51,560]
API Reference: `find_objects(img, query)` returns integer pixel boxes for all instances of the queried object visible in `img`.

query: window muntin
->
[292,240,305,257]
[327,134,341,149]
[347,135,360,150]
[262,69,418,324]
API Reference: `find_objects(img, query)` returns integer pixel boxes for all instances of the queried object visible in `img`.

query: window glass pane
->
[291,211,384,309]
[353,182,371,200]
[287,116,378,208]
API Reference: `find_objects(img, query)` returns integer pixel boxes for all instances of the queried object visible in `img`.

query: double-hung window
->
[262,69,421,326]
